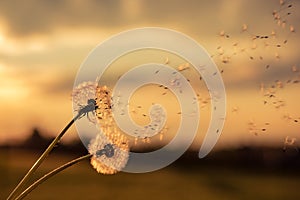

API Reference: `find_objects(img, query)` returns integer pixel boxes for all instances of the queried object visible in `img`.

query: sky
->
[0,0,300,150]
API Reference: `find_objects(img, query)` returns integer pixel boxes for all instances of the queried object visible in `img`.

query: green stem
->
[7,113,81,200]
[15,154,92,200]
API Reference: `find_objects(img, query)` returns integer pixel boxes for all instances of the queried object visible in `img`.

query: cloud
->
[0,0,263,37]
[0,0,122,36]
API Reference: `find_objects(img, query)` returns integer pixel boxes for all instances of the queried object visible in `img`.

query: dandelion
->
[88,133,129,174]
[91,85,130,174]
[72,81,98,123]
[8,80,109,200]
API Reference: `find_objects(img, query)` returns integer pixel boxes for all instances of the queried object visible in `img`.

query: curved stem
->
[7,113,81,200]
[15,154,92,200]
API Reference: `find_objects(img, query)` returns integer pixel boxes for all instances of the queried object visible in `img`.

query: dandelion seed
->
[280,0,285,6]
[221,56,230,64]
[219,30,225,37]
[260,82,265,93]
[159,133,163,141]
[164,57,169,64]
[251,43,257,50]
[290,25,295,33]
[283,136,297,151]
[271,30,276,37]
[276,80,283,88]
[146,137,151,144]
[242,24,248,32]
[232,106,239,113]
[292,65,298,72]
[177,63,190,72]
[283,113,293,121]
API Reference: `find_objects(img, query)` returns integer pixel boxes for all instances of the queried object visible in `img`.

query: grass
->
[1,149,300,200]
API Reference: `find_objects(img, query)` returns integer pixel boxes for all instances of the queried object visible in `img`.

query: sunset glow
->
[0,0,299,151]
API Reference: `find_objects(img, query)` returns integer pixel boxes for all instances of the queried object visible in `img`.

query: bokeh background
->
[1,0,300,199]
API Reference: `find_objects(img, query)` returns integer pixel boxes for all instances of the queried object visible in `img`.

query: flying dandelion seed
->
[283,136,297,152]
[219,30,225,37]
[242,24,248,32]
[164,57,169,64]
[177,63,190,72]
[292,65,298,72]
[290,25,295,33]
[280,0,285,6]
[231,106,239,113]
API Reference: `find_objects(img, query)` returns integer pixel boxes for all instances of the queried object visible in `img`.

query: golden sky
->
[0,0,299,150]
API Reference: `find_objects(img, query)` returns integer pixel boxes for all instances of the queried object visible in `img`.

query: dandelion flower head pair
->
[72,82,129,175]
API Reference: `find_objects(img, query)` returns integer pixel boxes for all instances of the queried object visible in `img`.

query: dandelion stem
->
[15,154,92,200]
[7,113,81,200]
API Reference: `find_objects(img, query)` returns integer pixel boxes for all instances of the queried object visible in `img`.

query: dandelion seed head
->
[72,82,97,106]
[88,133,129,175]
[72,81,97,123]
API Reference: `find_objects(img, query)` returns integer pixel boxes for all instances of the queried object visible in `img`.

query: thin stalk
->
[15,154,92,200]
[7,113,81,200]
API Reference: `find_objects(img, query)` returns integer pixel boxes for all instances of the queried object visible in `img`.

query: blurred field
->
[1,149,300,200]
